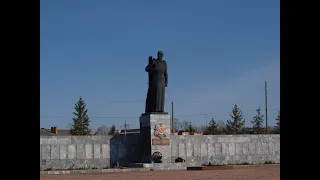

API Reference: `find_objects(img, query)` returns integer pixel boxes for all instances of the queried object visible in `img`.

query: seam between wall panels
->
[170,140,173,163]
[200,143,202,162]
[66,144,69,159]
[58,144,61,160]
[82,144,85,160]
[40,145,42,160]
[92,143,94,159]
[192,142,195,157]
[76,144,78,159]
[185,141,187,161]
[49,145,52,160]
[207,143,209,162]
[100,144,102,160]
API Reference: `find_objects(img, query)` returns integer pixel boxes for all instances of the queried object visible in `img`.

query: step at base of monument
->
[121,163,152,168]
[187,165,234,171]
[123,162,203,170]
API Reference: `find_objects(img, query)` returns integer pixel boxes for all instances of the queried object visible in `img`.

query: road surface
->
[40,164,280,180]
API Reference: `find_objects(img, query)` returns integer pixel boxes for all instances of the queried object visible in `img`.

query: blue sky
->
[40,0,280,131]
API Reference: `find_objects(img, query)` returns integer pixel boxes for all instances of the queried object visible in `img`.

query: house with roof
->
[40,126,74,136]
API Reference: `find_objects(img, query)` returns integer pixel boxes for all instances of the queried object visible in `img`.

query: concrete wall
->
[170,134,280,165]
[40,134,279,170]
[40,135,140,170]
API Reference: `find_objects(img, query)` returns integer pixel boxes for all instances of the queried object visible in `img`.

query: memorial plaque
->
[152,138,170,145]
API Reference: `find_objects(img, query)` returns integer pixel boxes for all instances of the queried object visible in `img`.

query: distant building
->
[40,128,56,136]
[117,128,140,135]
[174,130,203,135]
[40,127,205,136]
[40,126,92,136]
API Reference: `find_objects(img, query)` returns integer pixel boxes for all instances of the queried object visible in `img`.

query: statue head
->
[157,50,164,60]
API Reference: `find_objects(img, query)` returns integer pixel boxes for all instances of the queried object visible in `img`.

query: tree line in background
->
[175,104,280,135]
[69,97,280,136]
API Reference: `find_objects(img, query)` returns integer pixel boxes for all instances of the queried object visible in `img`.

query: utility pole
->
[124,120,127,136]
[265,81,268,132]
[171,101,174,134]
[121,120,129,136]
[205,114,208,128]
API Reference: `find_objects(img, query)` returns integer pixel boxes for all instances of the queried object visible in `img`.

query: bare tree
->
[174,118,182,131]
[94,125,109,135]
[181,120,191,130]
[198,125,208,133]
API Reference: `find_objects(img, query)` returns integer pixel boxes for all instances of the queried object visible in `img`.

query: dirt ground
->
[40,164,280,180]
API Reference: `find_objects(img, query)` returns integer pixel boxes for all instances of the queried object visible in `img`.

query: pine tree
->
[226,104,245,134]
[185,122,196,135]
[207,118,219,135]
[216,120,227,134]
[69,97,91,135]
[273,110,280,134]
[251,107,264,134]
[108,125,116,136]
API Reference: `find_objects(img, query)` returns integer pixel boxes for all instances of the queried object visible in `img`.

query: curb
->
[40,164,280,175]
[40,168,151,175]
[233,164,280,168]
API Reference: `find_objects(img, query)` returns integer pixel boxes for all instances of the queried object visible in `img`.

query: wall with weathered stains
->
[170,134,280,164]
[40,134,280,170]
[40,135,140,170]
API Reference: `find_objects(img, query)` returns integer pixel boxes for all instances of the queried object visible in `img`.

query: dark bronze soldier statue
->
[145,50,168,114]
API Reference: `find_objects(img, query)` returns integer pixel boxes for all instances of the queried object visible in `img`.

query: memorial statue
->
[145,50,168,113]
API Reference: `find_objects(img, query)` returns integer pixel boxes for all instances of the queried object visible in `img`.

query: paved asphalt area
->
[40,164,280,180]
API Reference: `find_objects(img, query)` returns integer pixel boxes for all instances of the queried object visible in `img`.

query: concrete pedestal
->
[139,113,171,163]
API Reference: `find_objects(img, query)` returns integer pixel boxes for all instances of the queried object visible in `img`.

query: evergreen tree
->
[108,124,116,136]
[216,120,227,134]
[184,121,196,135]
[69,97,91,135]
[273,110,280,134]
[251,107,264,134]
[207,118,219,135]
[226,104,245,134]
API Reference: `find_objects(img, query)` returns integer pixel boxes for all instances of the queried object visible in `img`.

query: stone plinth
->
[139,113,171,163]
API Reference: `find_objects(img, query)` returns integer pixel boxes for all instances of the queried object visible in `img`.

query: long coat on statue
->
[145,58,168,113]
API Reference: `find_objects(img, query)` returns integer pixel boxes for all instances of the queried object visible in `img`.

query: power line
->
[40,116,138,119]
[175,108,278,117]
[63,99,273,104]
[102,100,144,103]
[120,120,130,136]
[40,108,279,119]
